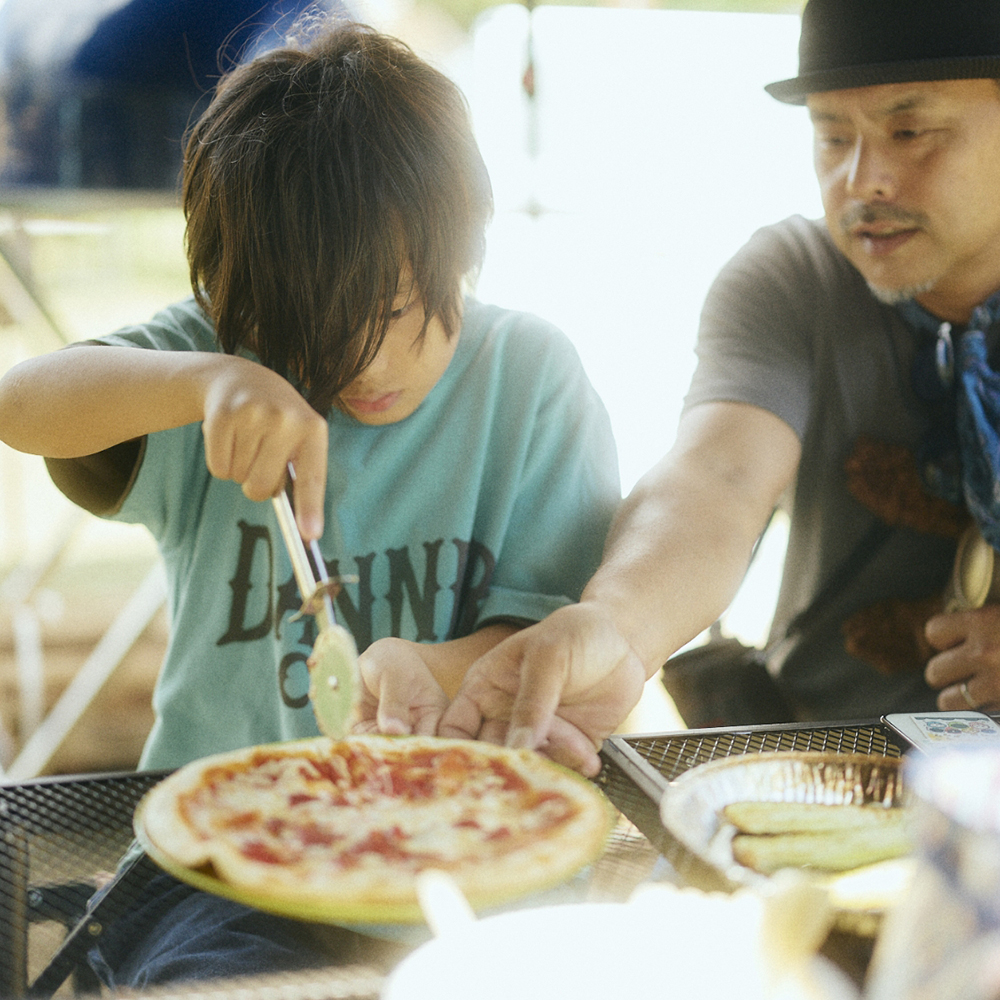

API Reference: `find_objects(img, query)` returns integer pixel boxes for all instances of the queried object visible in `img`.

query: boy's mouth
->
[342,391,402,415]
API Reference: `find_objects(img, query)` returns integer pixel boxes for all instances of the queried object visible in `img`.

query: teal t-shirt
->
[90,297,619,768]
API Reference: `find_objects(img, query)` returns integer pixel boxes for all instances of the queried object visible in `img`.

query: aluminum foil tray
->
[658,751,906,890]
[597,724,912,936]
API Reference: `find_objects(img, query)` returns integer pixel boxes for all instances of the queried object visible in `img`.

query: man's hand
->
[351,637,451,736]
[437,603,646,777]
[925,604,1000,711]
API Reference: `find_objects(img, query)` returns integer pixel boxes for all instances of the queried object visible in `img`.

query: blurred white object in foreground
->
[386,871,856,1000]
[866,748,1000,1000]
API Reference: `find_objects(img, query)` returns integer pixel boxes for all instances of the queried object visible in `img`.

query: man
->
[434,0,1000,775]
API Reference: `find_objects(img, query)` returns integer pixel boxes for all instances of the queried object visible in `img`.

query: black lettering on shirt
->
[326,552,376,651]
[275,575,301,642]
[278,650,311,709]
[215,526,497,658]
[386,540,444,642]
[449,538,496,636]
[218,521,274,645]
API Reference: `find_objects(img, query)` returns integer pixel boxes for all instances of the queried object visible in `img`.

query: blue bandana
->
[902,290,1000,548]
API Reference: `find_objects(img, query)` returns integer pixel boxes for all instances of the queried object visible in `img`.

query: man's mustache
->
[839,203,929,233]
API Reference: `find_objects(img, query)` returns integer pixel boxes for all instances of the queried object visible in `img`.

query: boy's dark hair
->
[183,19,493,413]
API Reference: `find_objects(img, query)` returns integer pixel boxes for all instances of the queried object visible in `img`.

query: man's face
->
[336,275,458,426]
[808,79,1000,322]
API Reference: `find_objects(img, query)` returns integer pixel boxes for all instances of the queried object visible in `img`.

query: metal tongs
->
[271,466,359,737]
[271,479,339,630]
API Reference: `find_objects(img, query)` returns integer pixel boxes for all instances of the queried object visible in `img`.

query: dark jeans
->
[87,872,398,990]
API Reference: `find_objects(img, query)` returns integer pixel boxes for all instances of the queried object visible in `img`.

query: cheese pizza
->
[136,734,613,922]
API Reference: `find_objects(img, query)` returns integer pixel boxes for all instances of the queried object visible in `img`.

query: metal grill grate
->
[625,720,903,782]
[0,770,166,998]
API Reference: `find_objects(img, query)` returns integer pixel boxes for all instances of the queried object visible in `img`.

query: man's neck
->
[916,276,1000,325]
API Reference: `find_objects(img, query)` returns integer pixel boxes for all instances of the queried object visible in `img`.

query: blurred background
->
[0,0,817,777]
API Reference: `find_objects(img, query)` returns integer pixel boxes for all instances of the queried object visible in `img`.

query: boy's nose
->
[362,345,391,378]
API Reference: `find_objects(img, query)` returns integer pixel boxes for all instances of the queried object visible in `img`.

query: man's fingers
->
[477,719,511,746]
[925,645,966,690]
[503,639,568,751]
[925,610,968,652]
[202,419,236,482]
[383,672,448,738]
[439,638,525,741]
[539,716,603,777]
[468,713,602,777]
[240,438,288,502]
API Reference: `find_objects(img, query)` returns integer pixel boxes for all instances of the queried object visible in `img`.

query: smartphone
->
[883,711,1000,753]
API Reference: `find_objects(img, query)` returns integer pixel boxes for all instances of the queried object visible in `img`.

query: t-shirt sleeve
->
[683,217,823,440]
[42,299,218,517]
[46,438,145,516]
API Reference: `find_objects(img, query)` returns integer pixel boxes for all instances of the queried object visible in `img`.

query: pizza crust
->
[136,735,613,922]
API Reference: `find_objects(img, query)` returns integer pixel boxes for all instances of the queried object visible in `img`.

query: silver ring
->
[960,681,978,709]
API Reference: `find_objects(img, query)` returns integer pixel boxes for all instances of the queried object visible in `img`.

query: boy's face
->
[336,276,458,426]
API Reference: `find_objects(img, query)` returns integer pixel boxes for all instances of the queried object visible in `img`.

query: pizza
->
[136,734,613,922]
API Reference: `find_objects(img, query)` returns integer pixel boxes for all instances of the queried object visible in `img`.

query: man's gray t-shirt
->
[685,214,957,719]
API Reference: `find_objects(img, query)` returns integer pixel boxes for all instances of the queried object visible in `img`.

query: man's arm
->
[584,400,802,674]
[439,401,802,774]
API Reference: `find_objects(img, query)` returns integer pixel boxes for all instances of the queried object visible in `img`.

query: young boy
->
[0,18,618,986]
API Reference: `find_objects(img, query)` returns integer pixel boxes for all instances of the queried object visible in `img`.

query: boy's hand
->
[438,603,646,776]
[200,356,328,539]
[352,637,450,736]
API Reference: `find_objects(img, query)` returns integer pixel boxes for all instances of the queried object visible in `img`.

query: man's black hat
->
[766,0,1000,105]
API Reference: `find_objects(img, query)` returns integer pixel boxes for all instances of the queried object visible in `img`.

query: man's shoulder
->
[721,215,867,304]
[746,215,840,266]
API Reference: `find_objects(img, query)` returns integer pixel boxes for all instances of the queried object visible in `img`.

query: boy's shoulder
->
[459,298,579,364]
[98,297,219,354]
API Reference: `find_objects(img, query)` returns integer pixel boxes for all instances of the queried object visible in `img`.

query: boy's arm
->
[0,345,329,539]
[352,622,524,737]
